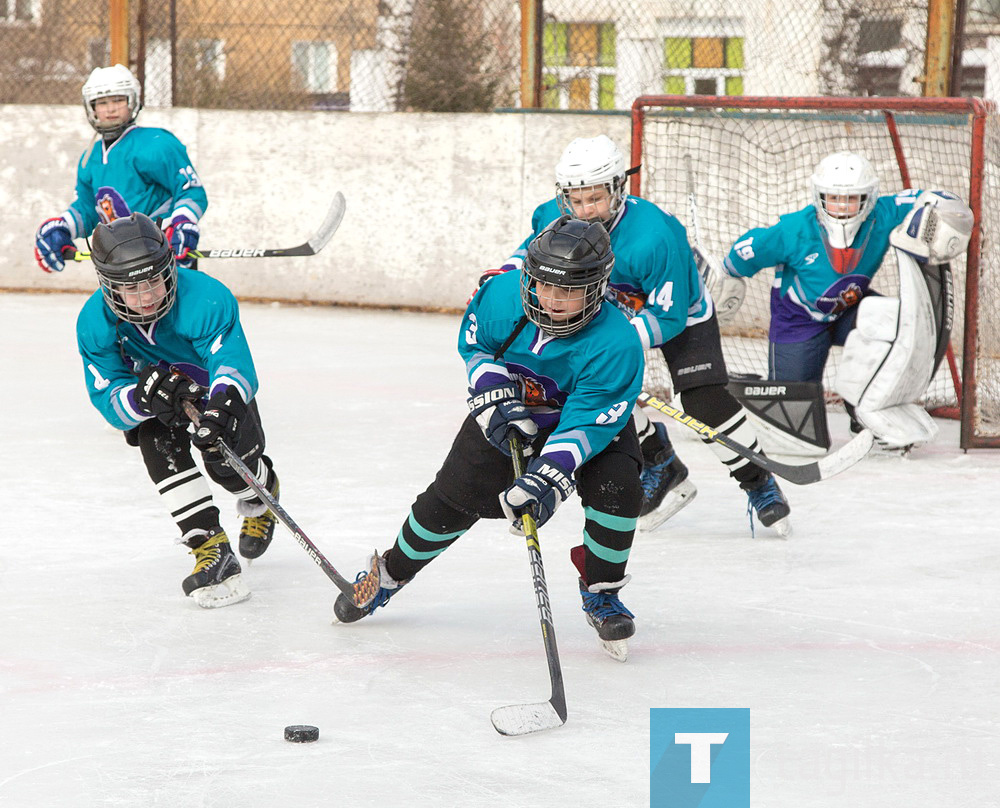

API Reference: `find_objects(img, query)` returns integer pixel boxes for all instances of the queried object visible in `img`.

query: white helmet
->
[811,152,880,249]
[82,64,142,139]
[555,135,628,225]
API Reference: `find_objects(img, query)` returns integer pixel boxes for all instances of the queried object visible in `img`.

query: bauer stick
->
[638,391,874,485]
[490,434,568,737]
[181,400,378,607]
[69,191,346,261]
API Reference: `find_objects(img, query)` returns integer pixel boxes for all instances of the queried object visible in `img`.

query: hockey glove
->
[191,386,247,452]
[468,382,538,455]
[34,217,74,273]
[500,456,575,534]
[166,217,200,268]
[135,366,208,426]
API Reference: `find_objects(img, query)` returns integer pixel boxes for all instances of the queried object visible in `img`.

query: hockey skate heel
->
[182,528,250,608]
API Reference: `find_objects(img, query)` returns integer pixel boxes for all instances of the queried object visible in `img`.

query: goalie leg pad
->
[855,403,938,449]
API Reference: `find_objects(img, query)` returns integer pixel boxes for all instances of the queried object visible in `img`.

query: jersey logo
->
[817,281,864,314]
[804,253,818,264]
[87,363,110,391]
[210,334,224,355]
[95,186,132,224]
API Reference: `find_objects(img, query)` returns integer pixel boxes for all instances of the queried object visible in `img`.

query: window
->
[292,41,338,94]
[662,32,744,96]
[542,22,616,110]
[2,0,37,23]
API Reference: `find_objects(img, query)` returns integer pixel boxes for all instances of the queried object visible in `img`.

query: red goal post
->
[629,95,1000,450]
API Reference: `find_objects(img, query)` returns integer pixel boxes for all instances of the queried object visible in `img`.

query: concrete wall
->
[5,106,630,310]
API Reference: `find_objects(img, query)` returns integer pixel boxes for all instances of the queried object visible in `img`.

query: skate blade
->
[639,480,697,532]
[599,637,629,663]
[766,517,793,539]
[190,574,251,609]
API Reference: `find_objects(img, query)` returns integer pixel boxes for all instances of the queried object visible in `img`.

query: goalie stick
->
[490,434,568,737]
[180,400,378,607]
[68,190,346,261]
[637,391,874,485]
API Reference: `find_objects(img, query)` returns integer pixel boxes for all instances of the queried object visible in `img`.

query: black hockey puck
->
[284,725,319,743]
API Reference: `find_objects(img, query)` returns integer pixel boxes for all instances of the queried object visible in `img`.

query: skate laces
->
[746,477,782,513]
[640,453,675,498]
[189,532,228,572]
[242,510,275,539]
[581,589,635,622]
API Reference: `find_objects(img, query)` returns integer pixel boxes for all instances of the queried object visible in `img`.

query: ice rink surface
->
[2,291,998,807]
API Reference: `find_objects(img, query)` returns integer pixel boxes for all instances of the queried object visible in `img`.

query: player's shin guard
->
[138,419,220,535]
[682,386,769,489]
[384,484,478,582]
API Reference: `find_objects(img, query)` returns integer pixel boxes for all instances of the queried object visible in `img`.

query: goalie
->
[723,151,972,451]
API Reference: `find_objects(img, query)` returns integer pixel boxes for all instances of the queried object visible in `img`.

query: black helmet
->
[521,215,614,337]
[92,212,176,324]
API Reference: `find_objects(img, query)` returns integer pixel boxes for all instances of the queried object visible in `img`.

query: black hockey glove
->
[136,366,207,426]
[500,456,575,534]
[191,386,246,451]
[468,382,538,455]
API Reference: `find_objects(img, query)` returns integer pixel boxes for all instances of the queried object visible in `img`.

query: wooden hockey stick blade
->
[180,400,378,606]
[67,191,346,261]
[637,391,874,485]
[491,700,567,736]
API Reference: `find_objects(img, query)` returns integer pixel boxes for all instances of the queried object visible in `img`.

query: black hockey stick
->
[490,434,568,737]
[181,400,378,607]
[638,391,874,485]
[69,191,346,261]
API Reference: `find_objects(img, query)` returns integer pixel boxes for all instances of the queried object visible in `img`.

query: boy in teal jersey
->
[76,213,281,608]
[496,136,790,537]
[334,217,645,660]
[35,64,206,274]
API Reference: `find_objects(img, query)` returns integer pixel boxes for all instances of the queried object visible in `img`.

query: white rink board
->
[3,106,630,308]
[1,292,997,807]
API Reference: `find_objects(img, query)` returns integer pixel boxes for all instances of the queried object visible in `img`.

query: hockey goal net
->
[630,95,1000,449]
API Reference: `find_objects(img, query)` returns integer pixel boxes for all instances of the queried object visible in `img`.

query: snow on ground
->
[2,292,997,807]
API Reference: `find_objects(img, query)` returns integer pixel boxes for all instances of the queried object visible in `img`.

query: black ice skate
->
[182,527,250,608]
[238,473,280,560]
[579,577,635,662]
[638,422,697,531]
[333,551,408,624]
[744,474,792,537]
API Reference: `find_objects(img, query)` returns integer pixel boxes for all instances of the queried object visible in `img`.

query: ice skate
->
[745,475,792,537]
[333,551,407,624]
[638,422,697,531]
[182,527,250,608]
[579,578,635,662]
[238,473,280,560]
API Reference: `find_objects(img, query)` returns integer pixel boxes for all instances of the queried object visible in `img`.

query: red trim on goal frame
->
[629,95,997,450]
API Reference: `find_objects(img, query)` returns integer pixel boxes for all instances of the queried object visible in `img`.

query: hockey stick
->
[68,191,346,261]
[638,391,874,485]
[181,400,378,607]
[490,434,568,737]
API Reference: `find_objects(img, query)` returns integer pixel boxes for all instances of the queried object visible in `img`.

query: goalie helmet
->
[92,212,176,325]
[82,64,142,140]
[555,135,628,225]
[521,215,615,337]
[810,151,880,249]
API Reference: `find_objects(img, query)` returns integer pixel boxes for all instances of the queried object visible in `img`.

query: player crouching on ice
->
[76,213,281,607]
[334,216,646,661]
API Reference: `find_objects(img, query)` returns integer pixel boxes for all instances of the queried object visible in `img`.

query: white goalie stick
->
[684,155,745,322]
[180,400,379,607]
[490,434,568,737]
[638,392,874,485]
[69,190,346,261]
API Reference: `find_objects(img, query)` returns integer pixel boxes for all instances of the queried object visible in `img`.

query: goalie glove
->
[467,382,538,455]
[500,456,575,534]
[889,191,973,263]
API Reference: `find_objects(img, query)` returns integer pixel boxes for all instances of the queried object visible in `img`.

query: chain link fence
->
[3,1,1000,111]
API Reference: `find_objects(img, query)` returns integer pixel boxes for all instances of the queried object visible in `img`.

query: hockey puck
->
[284,725,319,743]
